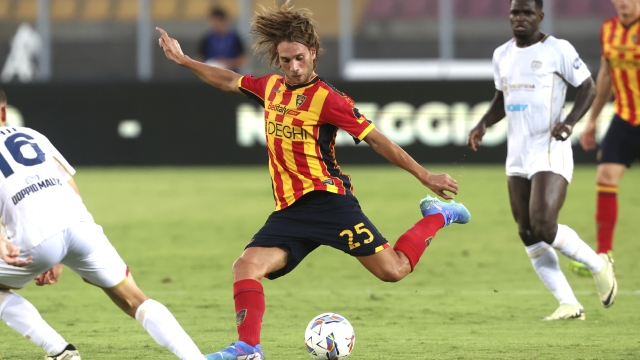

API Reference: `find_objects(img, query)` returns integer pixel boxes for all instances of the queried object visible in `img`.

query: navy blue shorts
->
[247,191,389,280]
[598,115,640,167]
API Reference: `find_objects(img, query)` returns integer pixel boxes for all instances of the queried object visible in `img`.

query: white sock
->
[552,224,604,273]
[135,299,205,360]
[525,242,579,305]
[0,292,68,356]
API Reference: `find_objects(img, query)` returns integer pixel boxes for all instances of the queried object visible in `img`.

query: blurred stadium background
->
[0,0,619,167]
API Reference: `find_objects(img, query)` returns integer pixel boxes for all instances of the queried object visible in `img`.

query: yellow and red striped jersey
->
[601,16,640,126]
[239,74,375,211]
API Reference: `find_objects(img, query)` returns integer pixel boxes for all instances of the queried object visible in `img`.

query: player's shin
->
[0,291,69,356]
[525,242,579,305]
[135,299,205,360]
[552,225,604,273]
[233,279,265,347]
[393,214,445,271]
[596,184,618,254]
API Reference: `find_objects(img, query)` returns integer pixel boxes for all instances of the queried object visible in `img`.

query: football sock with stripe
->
[525,242,579,305]
[596,183,617,254]
[234,279,265,347]
[552,224,604,274]
[0,292,68,356]
[135,299,205,360]
[393,214,445,271]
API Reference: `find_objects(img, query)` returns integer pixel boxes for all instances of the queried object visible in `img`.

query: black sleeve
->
[198,35,207,59]
[235,33,245,55]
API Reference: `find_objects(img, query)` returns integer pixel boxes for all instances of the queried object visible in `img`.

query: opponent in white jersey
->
[467,0,617,321]
[493,33,591,182]
[0,89,207,360]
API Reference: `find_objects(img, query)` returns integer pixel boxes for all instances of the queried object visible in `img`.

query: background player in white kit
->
[467,0,617,320]
[0,88,207,360]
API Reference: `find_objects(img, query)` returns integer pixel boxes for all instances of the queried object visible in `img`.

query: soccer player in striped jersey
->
[158,2,469,359]
[468,0,616,321]
[569,0,640,277]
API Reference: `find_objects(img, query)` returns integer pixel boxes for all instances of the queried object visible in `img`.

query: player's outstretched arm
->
[581,58,612,150]
[467,90,505,151]
[156,27,242,94]
[364,128,458,199]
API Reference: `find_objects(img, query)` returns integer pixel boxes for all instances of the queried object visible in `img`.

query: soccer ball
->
[304,313,355,360]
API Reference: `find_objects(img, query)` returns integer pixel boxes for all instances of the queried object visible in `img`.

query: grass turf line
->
[0,165,638,359]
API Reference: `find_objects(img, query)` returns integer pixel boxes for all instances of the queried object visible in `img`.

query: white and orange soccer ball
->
[304,313,355,360]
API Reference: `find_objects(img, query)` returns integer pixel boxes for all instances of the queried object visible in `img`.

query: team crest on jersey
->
[531,61,542,71]
[573,57,583,70]
[633,34,639,44]
[296,94,307,108]
[236,309,247,326]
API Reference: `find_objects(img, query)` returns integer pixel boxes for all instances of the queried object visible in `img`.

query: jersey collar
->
[618,15,640,29]
[284,74,319,90]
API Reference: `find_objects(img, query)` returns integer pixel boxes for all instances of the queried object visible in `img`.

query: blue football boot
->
[420,195,471,226]
[204,341,264,360]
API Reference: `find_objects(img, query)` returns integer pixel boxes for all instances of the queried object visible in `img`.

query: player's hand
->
[580,121,597,151]
[0,239,31,267]
[34,264,63,286]
[467,123,486,151]
[156,27,187,65]
[551,122,573,141]
[422,173,458,200]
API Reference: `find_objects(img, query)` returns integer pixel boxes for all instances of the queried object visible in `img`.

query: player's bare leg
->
[570,163,625,277]
[358,249,412,282]
[531,172,617,307]
[528,172,568,243]
[529,172,609,276]
[0,287,79,359]
[101,273,206,360]
[508,175,583,319]
[232,246,289,281]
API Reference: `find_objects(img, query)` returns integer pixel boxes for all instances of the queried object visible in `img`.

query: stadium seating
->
[183,0,208,20]
[399,0,434,19]
[365,0,396,19]
[556,0,593,17]
[52,0,77,21]
[115,0,137,21]
[0,0,9,20]
[15,0,37,21]
[362,0,615,19]
[82,0,111,22]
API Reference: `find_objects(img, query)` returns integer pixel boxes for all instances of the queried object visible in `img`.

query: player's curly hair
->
[251,0,325,70]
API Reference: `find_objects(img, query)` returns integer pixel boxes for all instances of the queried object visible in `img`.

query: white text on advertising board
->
[237,102,614,148]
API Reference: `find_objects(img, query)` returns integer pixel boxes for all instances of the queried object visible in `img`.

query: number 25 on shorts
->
[340,223,374,250]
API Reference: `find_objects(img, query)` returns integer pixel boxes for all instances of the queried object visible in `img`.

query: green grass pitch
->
[1,165,639,359]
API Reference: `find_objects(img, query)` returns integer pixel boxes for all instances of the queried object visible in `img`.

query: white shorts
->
[0,222,128,289]
[506,136,574,183]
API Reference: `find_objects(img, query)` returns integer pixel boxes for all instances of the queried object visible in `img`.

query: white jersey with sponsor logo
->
[492,35,591,182]
[0,127,93,251]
